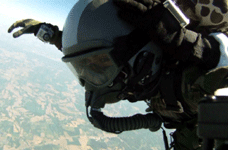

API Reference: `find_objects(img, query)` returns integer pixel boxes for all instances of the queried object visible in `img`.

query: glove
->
[113,0,161,13]
[113,0,185,46]
[8,19,62,50]
[113,0,162,27]
[49,25,62,50]
[113,0,221,70]
[8,19,42,38]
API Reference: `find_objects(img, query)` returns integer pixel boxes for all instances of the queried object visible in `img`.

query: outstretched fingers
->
[12,27,29,38]
[8,19,27,33]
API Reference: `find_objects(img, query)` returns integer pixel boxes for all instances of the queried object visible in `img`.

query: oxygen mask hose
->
[85,83,162,134]
[89,108,162,134]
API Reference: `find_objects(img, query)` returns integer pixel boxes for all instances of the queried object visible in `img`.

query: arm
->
[113,0,221,70]
[8,19,62,50]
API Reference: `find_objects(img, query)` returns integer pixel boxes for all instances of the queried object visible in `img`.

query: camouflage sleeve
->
[113,0,222,70]
[181,64,228,116]
[183,32,228,96]
[172,125,202,150]
[196,66,228,95]
[174,29,220,70]
[195,32,228,94]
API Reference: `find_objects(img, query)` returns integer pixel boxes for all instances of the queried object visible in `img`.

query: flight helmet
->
[61,0,162,97]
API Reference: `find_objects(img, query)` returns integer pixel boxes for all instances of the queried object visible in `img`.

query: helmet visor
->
[62,48,121,87]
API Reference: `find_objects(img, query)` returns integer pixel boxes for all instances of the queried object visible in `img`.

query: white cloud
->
[0,3,32,19]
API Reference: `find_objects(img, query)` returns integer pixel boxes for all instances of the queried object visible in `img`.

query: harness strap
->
[159,68,181,112]
[158,63,195,118]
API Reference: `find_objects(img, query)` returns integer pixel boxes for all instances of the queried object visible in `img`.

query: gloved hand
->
[113,0,162,27]
[113,0,182,43]
[8,19,42,38]
[113,0,221,70]
[113,0,161,13]
[8,19,62,50]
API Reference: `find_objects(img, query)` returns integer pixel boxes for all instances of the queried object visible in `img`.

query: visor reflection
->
[70,53,117,86]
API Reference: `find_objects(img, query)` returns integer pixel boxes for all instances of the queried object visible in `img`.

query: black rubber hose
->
[91,110,162,133]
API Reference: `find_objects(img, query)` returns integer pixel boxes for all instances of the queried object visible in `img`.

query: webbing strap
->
[159,65,195,118]
[159,69,181,112]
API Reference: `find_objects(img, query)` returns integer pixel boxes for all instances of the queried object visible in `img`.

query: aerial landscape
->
[0,11,170,150]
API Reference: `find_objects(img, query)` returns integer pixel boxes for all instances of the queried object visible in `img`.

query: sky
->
[0,0,79,29]
[0,0,151,114]
[1,1,227,148]
[0,2,165,149]
[0,0,80,61]
[0,0,227,105]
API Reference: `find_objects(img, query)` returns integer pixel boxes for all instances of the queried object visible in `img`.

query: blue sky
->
[1,0,91,60]
[0,0,152,123]
[0,0,80,59]
[0,0,79,29]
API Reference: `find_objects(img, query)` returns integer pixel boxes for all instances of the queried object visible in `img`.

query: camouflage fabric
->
[171,120,202,150]
[147,0,228,121]
[194,66,228,94]
[176,0,228,35]
[150,65,228,120]
[149,66,206,122]
[180,66,228,121]
[150,66,228,149]
[150,0,228,146]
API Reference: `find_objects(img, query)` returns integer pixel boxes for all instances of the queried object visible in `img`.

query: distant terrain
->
[0,44,168,150]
